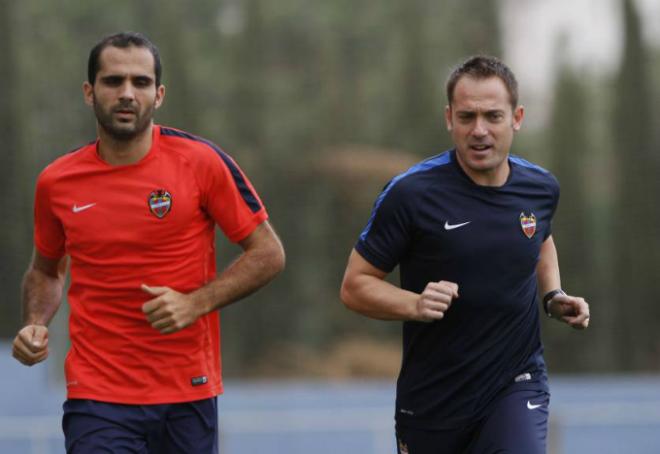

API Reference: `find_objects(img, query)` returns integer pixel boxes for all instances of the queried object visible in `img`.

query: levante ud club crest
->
[520,212,536,239]
[148,189,172,219]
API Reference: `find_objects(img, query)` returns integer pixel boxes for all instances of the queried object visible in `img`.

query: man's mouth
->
[113,105,137,115]
[114,108,137,122]
[469,144,492,152]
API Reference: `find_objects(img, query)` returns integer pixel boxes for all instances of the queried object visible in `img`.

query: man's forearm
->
[341,273,420,321]
[536,235,561,296]
[189,237,285,314]
[22,267,65,326]
[340,249,426,321]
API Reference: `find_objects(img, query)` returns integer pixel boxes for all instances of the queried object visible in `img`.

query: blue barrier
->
[1,343,659,453]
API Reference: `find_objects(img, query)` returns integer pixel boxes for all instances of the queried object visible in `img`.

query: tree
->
[542,59,612,371]
[611,0,659,370]
[0,0,28,334]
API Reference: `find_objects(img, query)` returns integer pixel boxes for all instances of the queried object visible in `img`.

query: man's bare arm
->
[536,235,589,329]
[142,221,286,334]
[12,250,67,366]
[340,249,458,322]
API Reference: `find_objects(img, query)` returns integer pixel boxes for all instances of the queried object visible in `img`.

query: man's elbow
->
[273,246,286,275]
[339,277,359,312]
[266,240,286,277]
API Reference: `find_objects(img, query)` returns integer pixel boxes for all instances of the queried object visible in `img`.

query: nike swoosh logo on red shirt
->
[72,203,96,213]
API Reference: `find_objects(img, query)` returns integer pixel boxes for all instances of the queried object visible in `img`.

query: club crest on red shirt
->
[148,189,172,219]
[519,211,536,239]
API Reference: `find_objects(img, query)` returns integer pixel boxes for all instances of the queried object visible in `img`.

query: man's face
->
[445,76,523,186]
[83,45,164,141]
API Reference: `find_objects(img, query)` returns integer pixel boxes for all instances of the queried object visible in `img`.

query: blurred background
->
[1,0,659,452]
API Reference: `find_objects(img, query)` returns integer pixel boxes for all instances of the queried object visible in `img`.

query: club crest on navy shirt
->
[148,189,173,219]
[519,211,536,239]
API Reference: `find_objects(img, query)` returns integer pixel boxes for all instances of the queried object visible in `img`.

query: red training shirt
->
[34,125,268,404]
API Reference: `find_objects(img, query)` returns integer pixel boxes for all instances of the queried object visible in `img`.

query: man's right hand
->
[12,325,49,366]
[415,281,459,322]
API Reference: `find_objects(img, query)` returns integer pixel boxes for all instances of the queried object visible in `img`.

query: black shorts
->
[62,397,218,454]
[396,388,549,454]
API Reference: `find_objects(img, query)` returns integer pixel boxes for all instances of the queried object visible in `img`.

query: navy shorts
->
[62,398,218,454]
[396,388,549,454]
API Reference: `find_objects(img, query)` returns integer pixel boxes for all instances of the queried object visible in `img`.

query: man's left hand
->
[141,284,204,334]
[549,293,590,330]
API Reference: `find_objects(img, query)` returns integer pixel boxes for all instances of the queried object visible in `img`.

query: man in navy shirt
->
[340,56,590,453]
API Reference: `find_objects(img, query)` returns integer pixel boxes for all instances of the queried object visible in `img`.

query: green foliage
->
[542,62,602,372]
[610,0,660,370]
[2,0,658,376]
[0,0,26,334]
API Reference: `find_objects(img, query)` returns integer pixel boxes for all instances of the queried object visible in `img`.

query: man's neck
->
[455,152,510,187]
[466,164,510,187]
[97,123,154,166]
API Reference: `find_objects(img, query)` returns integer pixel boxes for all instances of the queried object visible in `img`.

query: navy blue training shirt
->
[356,149,559,430]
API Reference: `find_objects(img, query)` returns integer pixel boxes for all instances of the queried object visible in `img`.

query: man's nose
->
[118,81,136,100]
[471,118,488,137]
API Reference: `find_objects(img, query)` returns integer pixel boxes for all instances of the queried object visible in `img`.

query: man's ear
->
[82,81,94,107]
[445,105,453,131]
[154,84,165,109]
[512,105,524,131]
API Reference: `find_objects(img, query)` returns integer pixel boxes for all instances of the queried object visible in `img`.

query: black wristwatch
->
[542,289,566,317]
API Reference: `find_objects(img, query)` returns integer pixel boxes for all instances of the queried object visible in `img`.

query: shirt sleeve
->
[197,146,268,243]
[34,171,66,259]
[355,178,415,273]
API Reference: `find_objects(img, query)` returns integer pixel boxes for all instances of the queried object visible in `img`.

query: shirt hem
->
[67,384,223,405]
[34,243,65,260]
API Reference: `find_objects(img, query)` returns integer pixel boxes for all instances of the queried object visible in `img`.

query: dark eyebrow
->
[100,75,125,83]
[98,74,154,86]
[455,109,505,117]
[132,75,154,84]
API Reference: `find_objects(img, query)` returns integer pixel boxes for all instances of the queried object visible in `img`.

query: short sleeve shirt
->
[356,149,559,429]
[34,125,268,404]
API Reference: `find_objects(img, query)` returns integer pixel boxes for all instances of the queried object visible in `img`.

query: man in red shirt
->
[12,31,285,453]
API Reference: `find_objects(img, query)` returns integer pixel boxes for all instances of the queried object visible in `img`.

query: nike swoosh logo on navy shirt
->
[72,203,96,213]
[444,221,471,230]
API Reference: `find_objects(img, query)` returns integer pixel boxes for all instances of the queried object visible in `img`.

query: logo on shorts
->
[148,189,172,219]
[527,400,543,410]
[191,376,208,387]
[519,212,536,239]
[397,438,409,454]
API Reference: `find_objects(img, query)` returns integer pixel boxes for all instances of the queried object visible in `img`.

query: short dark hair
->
[446,55,519,109]
[88,31,162,86]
